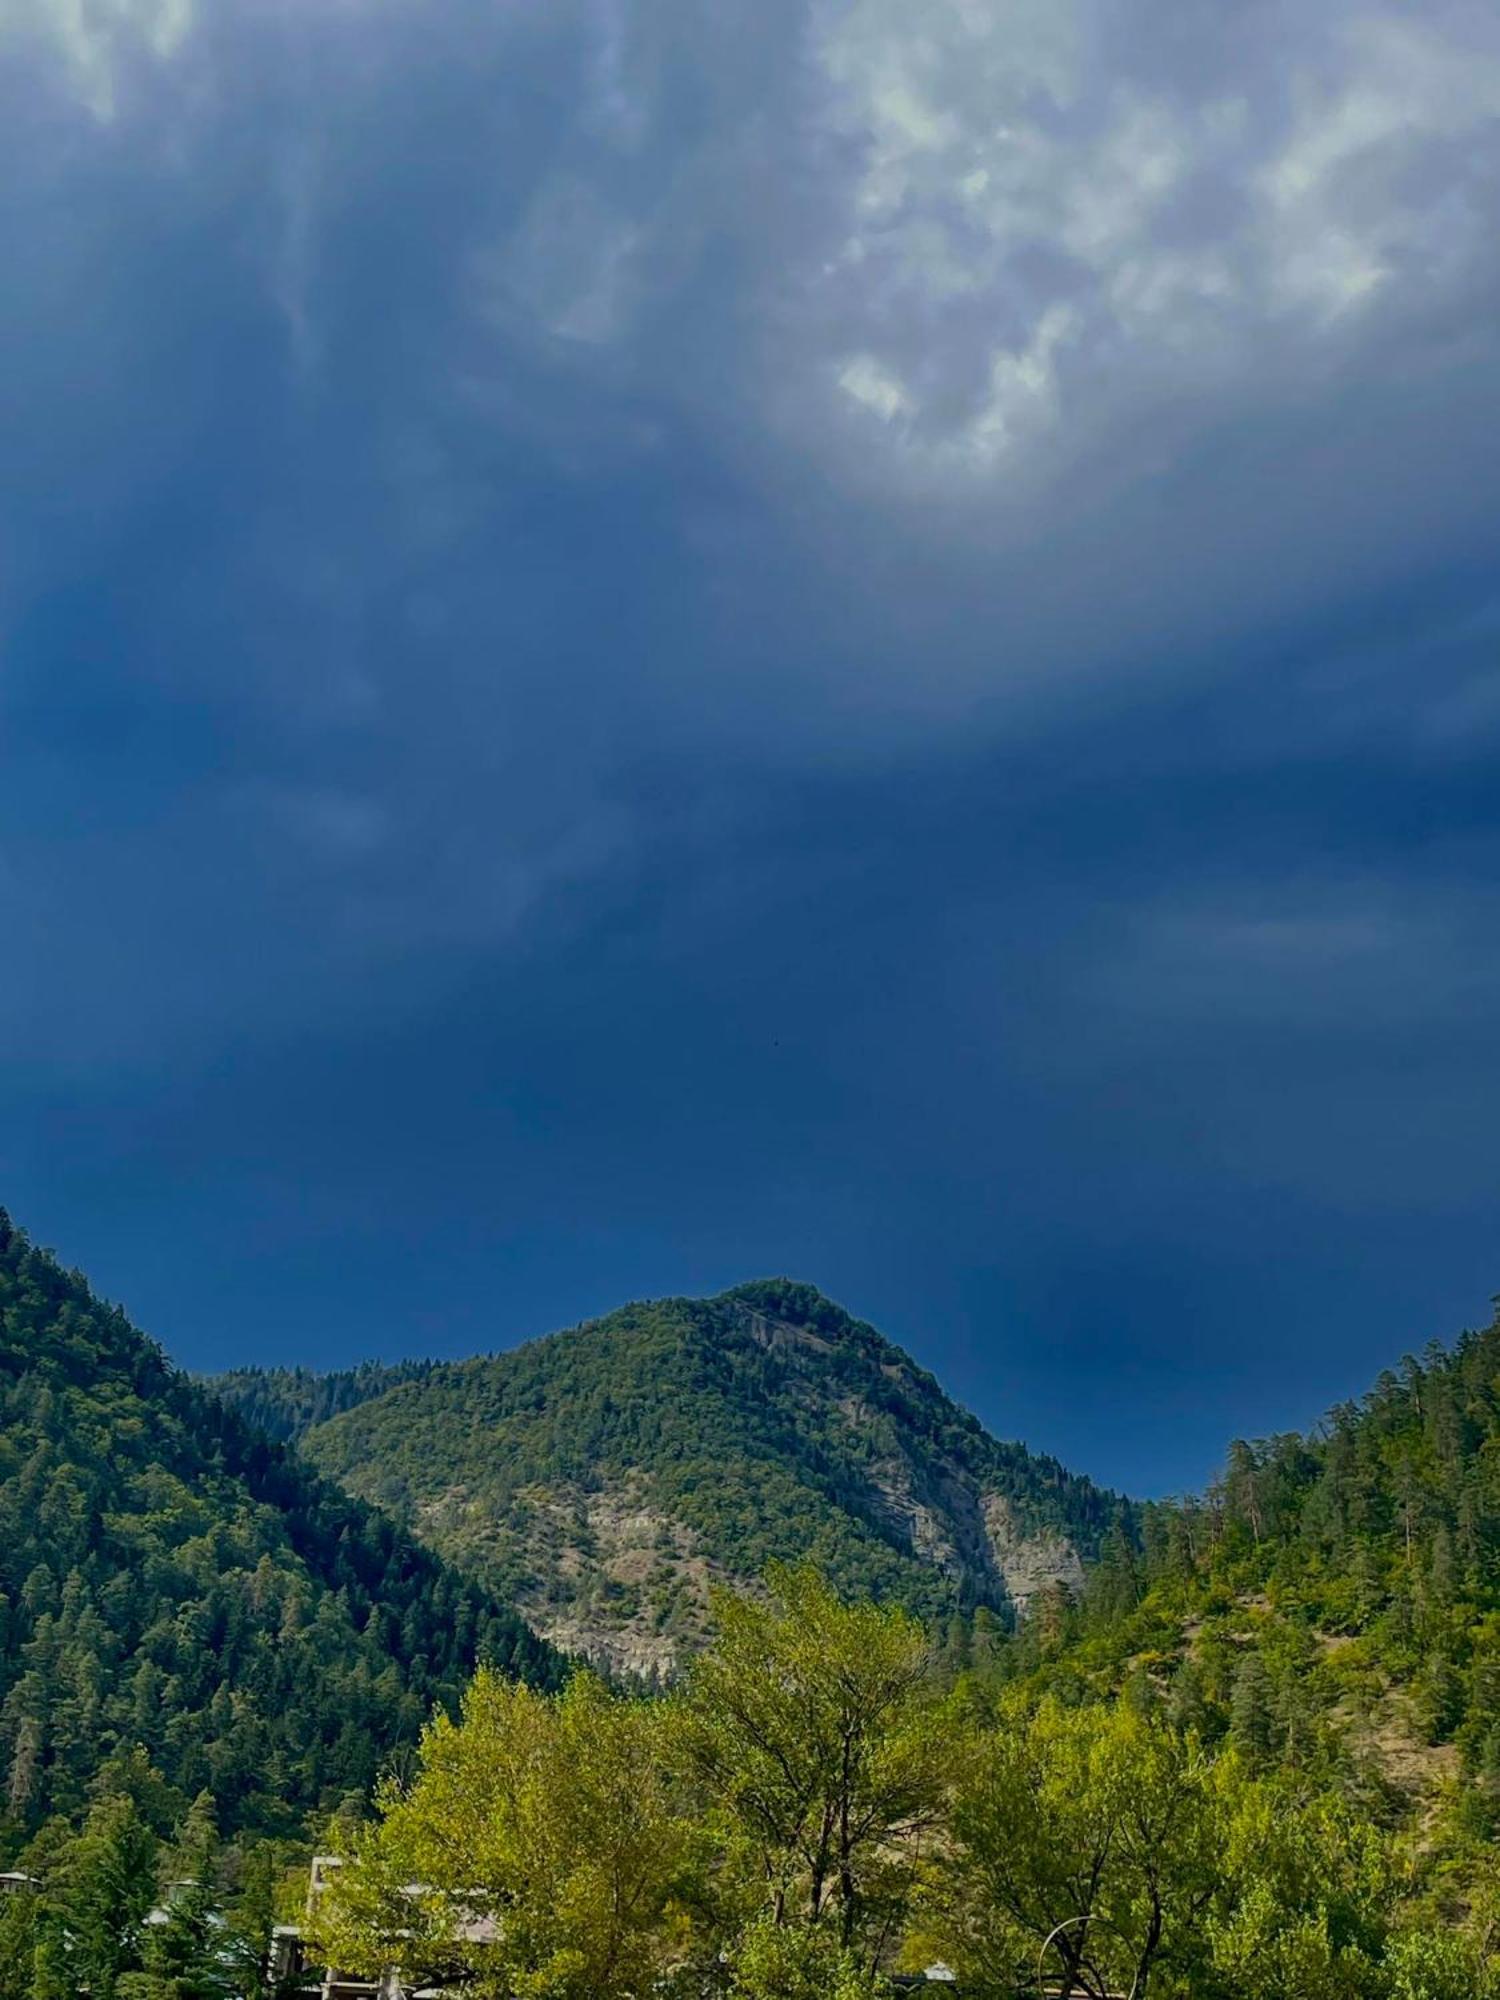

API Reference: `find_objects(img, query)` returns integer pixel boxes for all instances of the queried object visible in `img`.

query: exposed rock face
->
[854,1410,1087,1617]
[500,1317,1093,1663]
[417,1476,726,1681]
[512,1482,722,1681]
[738,1305,837,1358]
[981,1494,1086,1611]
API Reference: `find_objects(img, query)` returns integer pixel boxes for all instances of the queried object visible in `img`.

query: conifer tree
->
[124,1793,228,2000]
[48,1793,158,2000]
[1228,1655,1276,1772]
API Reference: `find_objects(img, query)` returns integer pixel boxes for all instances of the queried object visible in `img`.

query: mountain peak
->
[216,1281,1127,1679]
[720,1275,860,1330]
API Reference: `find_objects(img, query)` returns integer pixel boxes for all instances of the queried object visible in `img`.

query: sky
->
[3,0,1500,1496]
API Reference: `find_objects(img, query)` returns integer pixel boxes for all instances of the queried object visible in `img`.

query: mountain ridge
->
[213,1276,1130,1676]
[1000,1299,1500,1829]
[0,1208,562,1840]
[200,1356,441,1445]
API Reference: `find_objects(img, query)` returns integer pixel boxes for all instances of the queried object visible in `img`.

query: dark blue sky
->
[4,0,1500,1495]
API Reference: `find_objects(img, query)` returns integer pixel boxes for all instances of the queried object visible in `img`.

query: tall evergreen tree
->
[1228,1655,1276,1772]
[45,1793,158,2000]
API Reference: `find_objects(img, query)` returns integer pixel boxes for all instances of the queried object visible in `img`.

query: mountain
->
[0,1210,561,1844]
[216,1278,1130,1677]
[200,1357,439,1446]
[1020,1303,1500,1822]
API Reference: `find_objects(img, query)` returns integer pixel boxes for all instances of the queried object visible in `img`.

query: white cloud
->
[838,352,913,423]
[6,0,195,118]
[2,0,1500,1110]
[800,0,1500,479]
[5,0,1500,761]
[1256,19,1500,319]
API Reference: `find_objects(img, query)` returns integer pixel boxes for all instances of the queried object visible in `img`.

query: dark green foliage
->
[122,1794,226,2000]
[0,1881,43,2000]
[0,1210,563,1842]
[207,1361,439,1447]
[217,1841,286,2000]
[37,1792,158,2000]
[8,1212,1500,1994]
[1228,1653,1276,1769]
[276,1276,1128,1640]
[1,1775,312,2000]
[995,1300,1500,1831]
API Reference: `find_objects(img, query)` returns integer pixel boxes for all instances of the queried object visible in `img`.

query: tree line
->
[956,1306,1500,1821]
[0,1782,290,2000]
[316,1566,1497,2000]
[0,1211,561,1845]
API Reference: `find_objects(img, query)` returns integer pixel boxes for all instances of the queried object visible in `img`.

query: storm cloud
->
[3,0,1500,1490]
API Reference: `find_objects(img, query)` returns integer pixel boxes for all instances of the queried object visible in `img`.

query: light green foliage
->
[14,1214,1500,1999]
[317,1668,703,2000]
[988,1302,1500,1860]
[678,1564,947,1954]
[319,1570,944,1994]
[919,1687,1500,2000]
[1384,1926,1499,2000]
[314,1579,1500,2000]
[926,1694,1218,1997]
[728,1912,891,2000]
[1205,1884,1376,2000]
[1201,1772,1391,1999]
[50,1559,1500,2000]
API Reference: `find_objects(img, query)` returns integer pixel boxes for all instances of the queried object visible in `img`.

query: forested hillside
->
[203,1358,438,1446]
[998,1301,1500,1826]
[7,1203,1500,1998]
[0,1211,560,1848]
[219,1279,1129,1675]
[317,1566,1500,2000]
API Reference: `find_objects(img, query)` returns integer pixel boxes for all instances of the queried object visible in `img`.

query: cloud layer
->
[3,0,1500,1488]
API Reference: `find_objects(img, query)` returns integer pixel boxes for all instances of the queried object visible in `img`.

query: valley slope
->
[1018,1302,1500,1825]
[0,1210,560,1842]
[215,1278,1130,1676]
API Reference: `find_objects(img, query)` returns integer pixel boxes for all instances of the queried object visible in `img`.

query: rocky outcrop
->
[436,1477,726,1681]
[981,1494,1085,1610]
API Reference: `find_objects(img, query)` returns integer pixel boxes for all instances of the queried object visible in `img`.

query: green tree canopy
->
[316,1668,704,2000]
